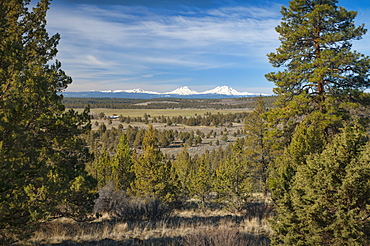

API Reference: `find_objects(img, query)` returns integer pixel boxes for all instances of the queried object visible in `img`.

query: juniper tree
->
[131,125,178,202]
[244,96,272,195]
[214,139,251,212]
[266,0,370,144]
[271,122,370,245]
[189,157,212,207]
[93,146,112,188]
[0,0,96,242]
[172,145,193,198]
[269,117,326,245]
[111,134,135,191]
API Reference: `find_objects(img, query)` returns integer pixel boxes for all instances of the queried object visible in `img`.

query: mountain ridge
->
[95,85,259,96]
[63,86,266,99]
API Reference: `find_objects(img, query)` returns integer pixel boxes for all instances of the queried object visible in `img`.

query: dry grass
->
[30,205,272,246]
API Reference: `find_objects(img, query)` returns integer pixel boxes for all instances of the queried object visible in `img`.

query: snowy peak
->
[167,86,199,95]
[121,88,160,94]
[203,86,256,96]
[99,86,259,96]
[102,88,159,94]
[202,86,240,95]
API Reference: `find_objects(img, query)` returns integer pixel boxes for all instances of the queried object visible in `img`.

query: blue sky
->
[45,0,370,94]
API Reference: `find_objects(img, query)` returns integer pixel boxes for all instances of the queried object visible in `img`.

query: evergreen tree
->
[214,139,251,211]
[271,122,370,245]
[133,128,145,148]
[269,114,326,198]
[189,157,212,206]
[0,0,96,242]
[244,96,272,195]
[94,147,112,188]
[269,117,326,245]
[172,145,192,198]
[111,134,135,191]
[266,0,370,144]
[131,125,177,202]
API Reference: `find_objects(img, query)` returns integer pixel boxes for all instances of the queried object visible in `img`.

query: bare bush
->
[94,183,172,222]
[111,196,172,221]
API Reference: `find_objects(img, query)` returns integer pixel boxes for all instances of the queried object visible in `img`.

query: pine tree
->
[266,0,370,143]
[271,122,370,245]
[0,0,96,242]
[265,1,370,244]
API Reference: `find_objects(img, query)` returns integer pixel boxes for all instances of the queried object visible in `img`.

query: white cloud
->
[47,2,283,91]
[49,3,280,53]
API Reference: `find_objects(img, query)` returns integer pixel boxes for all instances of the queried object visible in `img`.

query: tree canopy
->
[267,1,370,244]
[266,0,370,142]
[0,0,96,242]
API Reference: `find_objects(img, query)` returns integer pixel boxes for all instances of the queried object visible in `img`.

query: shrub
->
[94,183,172,222]
[111,196,172,222]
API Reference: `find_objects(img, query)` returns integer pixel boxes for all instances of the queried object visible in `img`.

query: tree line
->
[63,96,276,109]
[95,111,248,126]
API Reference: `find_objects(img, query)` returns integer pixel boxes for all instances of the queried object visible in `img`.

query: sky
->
[44,0,370,94]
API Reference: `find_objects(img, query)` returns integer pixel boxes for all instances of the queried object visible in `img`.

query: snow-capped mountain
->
[201,86,255,96]
[104,88,160,94]
[101,85,256,96]
[167,86,200,95]
[64,86,262,98]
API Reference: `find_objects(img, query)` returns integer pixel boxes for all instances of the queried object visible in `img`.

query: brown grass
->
[30,206,272,245]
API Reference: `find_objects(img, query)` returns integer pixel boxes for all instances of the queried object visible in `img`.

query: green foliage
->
[189,157,212,206]
[266,0,370,144]
[267,0,370,99]
[271,122,370,245]
[0,0,96,242]
[172,146,193,198]
[220,133,228,142]
[214,139,251,211]
[111,134,135,191]
[269,114,327,200]
[266,2,370,244]
[269,117,327,245]
[92,147,112,188]
[131,125,178,202]
[244,96,272,195]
